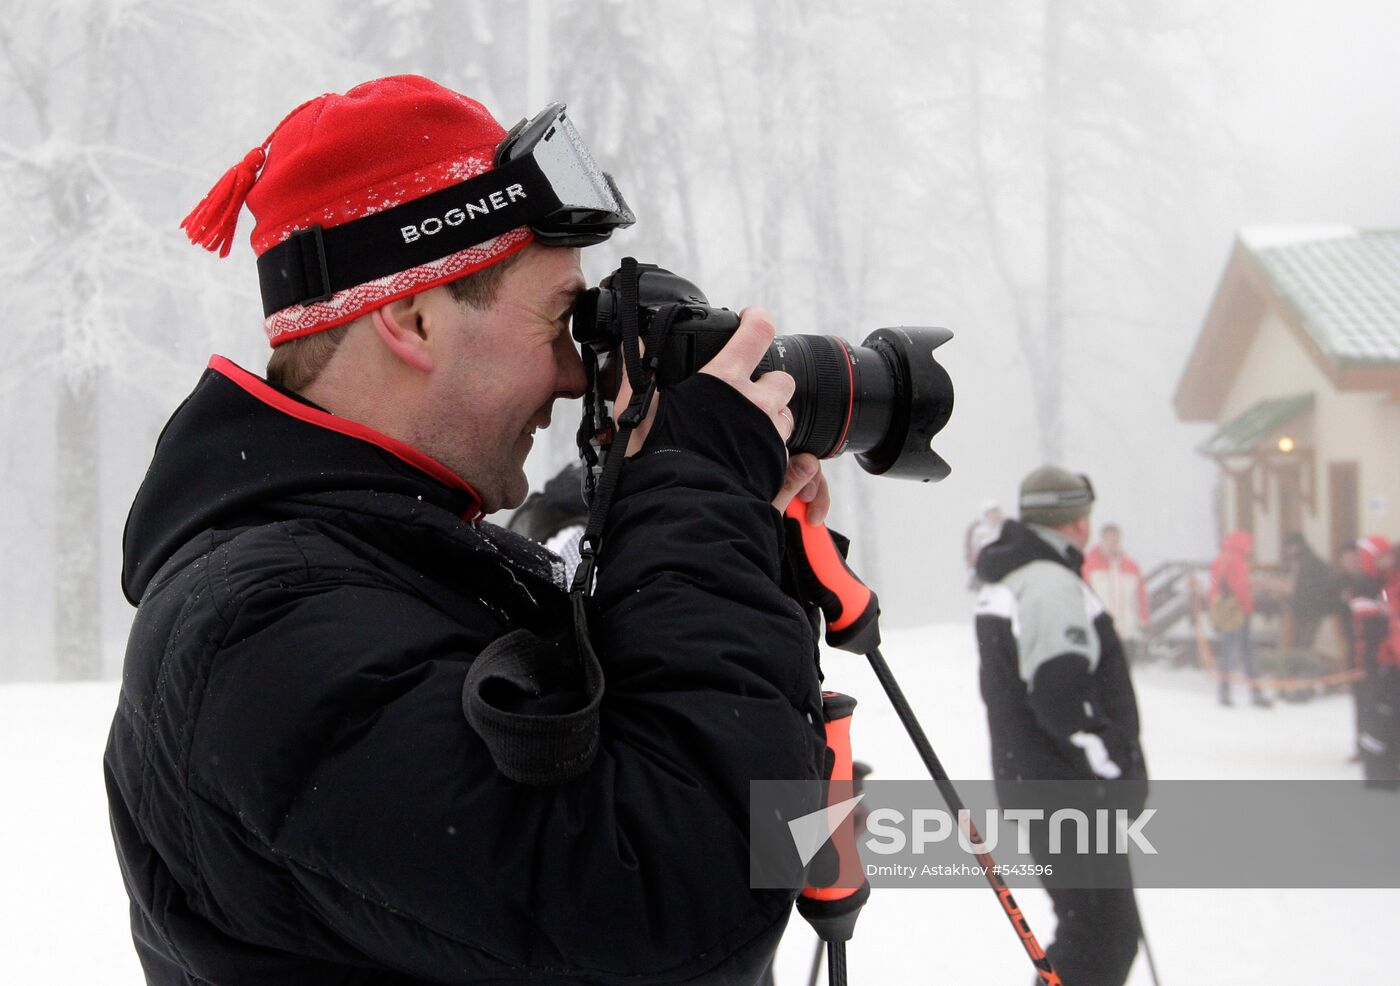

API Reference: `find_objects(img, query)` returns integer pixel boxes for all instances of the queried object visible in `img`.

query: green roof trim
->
[1243,229,1400,367]
[1199,393,1314,457]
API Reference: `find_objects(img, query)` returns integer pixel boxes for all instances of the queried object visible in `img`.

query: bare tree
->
[0,1,352,678]
[2,8,150,678]
[960,0,1225,462]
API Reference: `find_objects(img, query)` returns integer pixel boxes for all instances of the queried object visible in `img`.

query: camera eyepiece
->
[574,263,954,482]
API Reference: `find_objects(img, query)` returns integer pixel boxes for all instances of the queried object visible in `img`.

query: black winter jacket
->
[973,520,1147,789]
[105,356,826,985]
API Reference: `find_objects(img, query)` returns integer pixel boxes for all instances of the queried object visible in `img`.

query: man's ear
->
[370,295,433,374]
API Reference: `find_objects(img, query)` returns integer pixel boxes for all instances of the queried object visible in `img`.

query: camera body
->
[573,264,742,387]
[573,262,954,481]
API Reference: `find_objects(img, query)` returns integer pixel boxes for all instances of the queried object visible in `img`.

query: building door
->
[1329,462,1359,561]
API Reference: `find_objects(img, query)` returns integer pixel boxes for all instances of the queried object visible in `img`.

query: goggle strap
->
[255,153,560,316]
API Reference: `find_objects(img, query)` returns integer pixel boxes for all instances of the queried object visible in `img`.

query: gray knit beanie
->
[1019,465,1095,527]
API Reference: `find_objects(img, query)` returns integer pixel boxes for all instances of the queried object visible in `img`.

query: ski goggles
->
[256,102,634,316]
[1020,473,1096,512]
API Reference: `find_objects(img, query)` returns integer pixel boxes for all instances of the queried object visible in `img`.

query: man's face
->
[419,244,586,512]
[1067,515,1092,550]
[1101,528,1121,557]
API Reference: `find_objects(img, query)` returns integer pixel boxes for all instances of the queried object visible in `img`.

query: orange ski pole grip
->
[798,692,870,943]
[784,498,880,653]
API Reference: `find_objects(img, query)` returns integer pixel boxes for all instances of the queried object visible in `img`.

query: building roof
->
[1198,393,1313,458]
[1174,227,1400,421]
[1240,227,1400,367]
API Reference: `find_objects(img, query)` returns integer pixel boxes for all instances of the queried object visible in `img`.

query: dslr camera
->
[572,263,954,481]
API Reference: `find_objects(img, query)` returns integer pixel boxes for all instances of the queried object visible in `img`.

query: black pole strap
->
[461,626,603,785]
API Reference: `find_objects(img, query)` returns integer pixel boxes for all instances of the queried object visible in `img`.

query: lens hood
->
[855,327,954,481]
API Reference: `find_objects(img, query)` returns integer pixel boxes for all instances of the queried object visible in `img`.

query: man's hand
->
[699,308,829,523]
[774,453,830,525]
[607,308,823,523]
[611,306,828,522]
[615,306,794,453]
[697,307,795,442]
[1069,731,1123,780]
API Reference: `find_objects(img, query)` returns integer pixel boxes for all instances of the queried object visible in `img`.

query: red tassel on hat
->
[180,145,267,258]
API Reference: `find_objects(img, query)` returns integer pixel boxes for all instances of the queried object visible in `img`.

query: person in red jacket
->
[1209,529,1272,707]
[1345,536,1400,785]
[1083,523,1152,663]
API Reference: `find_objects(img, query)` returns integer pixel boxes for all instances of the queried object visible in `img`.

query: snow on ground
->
[1,681,143,983]
[2,625,1395,984]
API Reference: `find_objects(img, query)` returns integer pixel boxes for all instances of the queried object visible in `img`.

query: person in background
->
[1281,532,1347,656]
[507,462,589,582]
[1209,529,1272,708]
[1347,535,1392,772]
[1356,535,1395,589]
[1083,523,1152,664]
[974,466,1147,986]
[1338,541,1365,610]
[964,499,1004,589]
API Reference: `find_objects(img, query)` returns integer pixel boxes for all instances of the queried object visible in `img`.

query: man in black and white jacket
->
[974,465,1148,986]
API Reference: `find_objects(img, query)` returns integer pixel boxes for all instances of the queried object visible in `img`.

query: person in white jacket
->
[1083,524,1152,663]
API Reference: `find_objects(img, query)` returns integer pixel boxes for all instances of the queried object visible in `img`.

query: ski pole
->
[1128,861,1163,986]
[797,692,870,986]
[785,499,1063,986]
[1141,926,1162,986]
[805,937,824,986]
[805,759,871,986]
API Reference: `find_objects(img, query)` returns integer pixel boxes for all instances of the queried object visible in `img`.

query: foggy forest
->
[6,2,1400,984]
[1,0,1397,678]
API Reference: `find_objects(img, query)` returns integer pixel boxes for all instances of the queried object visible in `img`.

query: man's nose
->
[556,339,587,400]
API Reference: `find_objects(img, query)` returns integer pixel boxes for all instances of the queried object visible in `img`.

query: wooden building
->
[1174,227,1400,565]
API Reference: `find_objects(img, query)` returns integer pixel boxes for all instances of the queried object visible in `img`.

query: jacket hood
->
[1222,529,1253,556]
[121,356,482,604]
[975,518,1083,584]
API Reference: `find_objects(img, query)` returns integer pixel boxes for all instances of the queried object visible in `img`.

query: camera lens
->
[760,327,954,481]
[572,263,954,482]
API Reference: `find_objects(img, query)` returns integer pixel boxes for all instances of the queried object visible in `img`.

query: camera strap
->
[463,258,680,786]
[570,257,681,598]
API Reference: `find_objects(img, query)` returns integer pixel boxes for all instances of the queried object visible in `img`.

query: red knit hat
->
[181,76,532,346]
[1357,535,1393,577]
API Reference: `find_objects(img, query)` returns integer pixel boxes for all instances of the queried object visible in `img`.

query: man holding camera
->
[973,465,1148,986]
[105,75,828,985]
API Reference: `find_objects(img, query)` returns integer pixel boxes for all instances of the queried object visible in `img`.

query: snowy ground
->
[2,624,1395,984]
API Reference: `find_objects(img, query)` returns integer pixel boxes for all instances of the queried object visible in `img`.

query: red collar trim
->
[207,355,484,522]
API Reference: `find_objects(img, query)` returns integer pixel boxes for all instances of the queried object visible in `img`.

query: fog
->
[3,0,1398,679]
